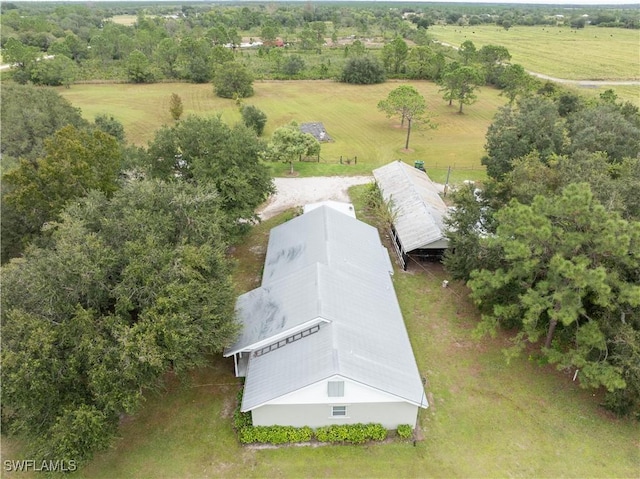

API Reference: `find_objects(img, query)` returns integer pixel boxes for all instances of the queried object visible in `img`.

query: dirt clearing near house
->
[258,176,374,220]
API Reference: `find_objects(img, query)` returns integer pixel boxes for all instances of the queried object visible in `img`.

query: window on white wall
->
[327,381,344,397]
[331,405,347,417]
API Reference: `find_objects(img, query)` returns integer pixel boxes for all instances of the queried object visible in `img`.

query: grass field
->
[4,189,636,479]
[109,15,138,26]
[428,24,640,106]
[57,80,505,183]
[429,25,640,81]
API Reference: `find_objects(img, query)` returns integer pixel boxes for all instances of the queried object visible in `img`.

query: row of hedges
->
[239,425,314,444]
[238,422,395,445]
[315,423,388,444]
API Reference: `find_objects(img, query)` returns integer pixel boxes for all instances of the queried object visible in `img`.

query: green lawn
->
[57,80,501,183]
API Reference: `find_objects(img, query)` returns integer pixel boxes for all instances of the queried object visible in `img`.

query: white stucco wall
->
[251,401,419,429]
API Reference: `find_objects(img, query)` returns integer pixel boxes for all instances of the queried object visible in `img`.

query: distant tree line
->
[0,2,637,89]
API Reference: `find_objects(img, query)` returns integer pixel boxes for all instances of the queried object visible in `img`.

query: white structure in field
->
[224,204,427,428]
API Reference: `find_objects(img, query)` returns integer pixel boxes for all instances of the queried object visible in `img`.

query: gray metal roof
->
[373,160,449,252]
[224,264,326,356]
[235,206,427,411]
[300,122,332,142]
[262,206,392,285]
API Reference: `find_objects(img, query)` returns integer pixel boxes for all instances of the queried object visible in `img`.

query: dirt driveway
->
[257,176,373,220]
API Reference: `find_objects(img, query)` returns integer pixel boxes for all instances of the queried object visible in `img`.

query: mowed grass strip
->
[15,189,628,479]
[429,25,640,81]
[57,80,501,182]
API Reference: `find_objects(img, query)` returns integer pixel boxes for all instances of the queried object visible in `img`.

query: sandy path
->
[257,176,373,220]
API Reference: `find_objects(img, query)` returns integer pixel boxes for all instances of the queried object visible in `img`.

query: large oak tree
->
[145,115,274,237]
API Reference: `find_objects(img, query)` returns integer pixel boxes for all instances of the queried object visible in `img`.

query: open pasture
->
[108,15,138,26]
[5,196,633,479]
[429,24,640,83]
[58,80,505,182]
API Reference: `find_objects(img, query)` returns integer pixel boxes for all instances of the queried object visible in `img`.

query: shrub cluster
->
[233,389,252,431]
[239,425,314,444]
[315,423,387,444]
[396,424,413,439]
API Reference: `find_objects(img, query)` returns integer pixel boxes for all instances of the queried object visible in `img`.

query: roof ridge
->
[323,206,331,266]
[396,161,438,223]
[317,262,323,318]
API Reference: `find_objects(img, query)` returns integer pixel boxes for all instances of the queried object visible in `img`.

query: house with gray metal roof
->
[373,160,450,270]
[224,205,427,429]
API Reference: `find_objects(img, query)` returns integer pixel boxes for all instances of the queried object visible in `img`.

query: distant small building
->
[263,38,285,47]
[373,160,450,269]
[300,122,333,142]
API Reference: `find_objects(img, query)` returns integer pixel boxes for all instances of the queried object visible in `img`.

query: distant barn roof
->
[373,160,449,252]
[300,122,332,142]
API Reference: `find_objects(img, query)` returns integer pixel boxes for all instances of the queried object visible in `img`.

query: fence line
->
[300,155,485,171]
[301,154,358,165]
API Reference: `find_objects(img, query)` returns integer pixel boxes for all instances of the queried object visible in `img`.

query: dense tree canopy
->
[30,54,78,87]
[498,63,533,105]
[482,96,565,179]
[566,102,640,162]
[145,115,274,234]
[213,62,254,99]
[406,46,445,81]
[126,49,155,83]
[0,83,88,162]
[1,179,239,464]
[482,95,640,181]
[2,125,123,262]
[340,55,386,85]
[468,183,639,393]
[380,36,408,74]
[497,152,640,222]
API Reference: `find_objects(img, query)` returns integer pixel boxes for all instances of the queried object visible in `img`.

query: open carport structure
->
[373,160,450,270]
